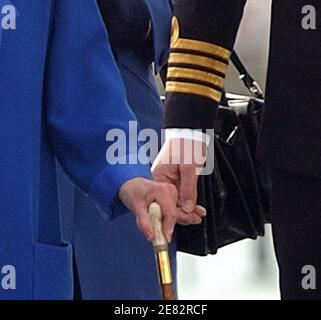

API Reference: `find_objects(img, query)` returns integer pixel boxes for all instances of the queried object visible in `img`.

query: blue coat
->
[0,0,150,300]
[58,0,174,300]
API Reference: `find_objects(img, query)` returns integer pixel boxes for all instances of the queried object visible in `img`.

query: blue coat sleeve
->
[45,0,151,215]
[98,0,173,71]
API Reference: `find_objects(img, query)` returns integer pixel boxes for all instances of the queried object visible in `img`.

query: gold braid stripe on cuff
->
[166,81,222,103]
[168,53,229,75]
[167,67,225,89]
[170,16,231,61]
[172,38,231,61]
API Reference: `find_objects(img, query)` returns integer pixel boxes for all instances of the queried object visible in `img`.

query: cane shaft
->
[161,284,176,301]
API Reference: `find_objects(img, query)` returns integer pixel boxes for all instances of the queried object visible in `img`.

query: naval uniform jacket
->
[165,0,321,178]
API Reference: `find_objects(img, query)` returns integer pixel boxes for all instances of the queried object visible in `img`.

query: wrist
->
[165,128,210,146]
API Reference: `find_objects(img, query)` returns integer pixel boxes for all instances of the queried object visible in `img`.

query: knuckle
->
[157,183,174,196]
[158,183,168,192]
[163,183,177,198]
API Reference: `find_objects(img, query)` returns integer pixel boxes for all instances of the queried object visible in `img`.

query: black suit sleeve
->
[97,0,151,48]
[164,0,247,129]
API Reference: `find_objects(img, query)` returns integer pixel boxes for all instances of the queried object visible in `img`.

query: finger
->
[135,205,154,241]
[162,214,177,243]
[152,166,174,184]
[155,185,178,243]
[176,209,203,225]
[179,165,199,213]
[152,163,180,186]
[176,207,202,225]
[156,198,177,243]
[194,205,207,218]
[176,206,206,225]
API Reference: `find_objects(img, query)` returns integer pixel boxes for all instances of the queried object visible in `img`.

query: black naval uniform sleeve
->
[164,0,247,129]
[97,0,152,48]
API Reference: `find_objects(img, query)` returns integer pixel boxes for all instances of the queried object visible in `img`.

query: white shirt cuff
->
[165,128,211,146]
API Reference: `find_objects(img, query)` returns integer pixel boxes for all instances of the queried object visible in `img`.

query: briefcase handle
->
[230,51,264,100]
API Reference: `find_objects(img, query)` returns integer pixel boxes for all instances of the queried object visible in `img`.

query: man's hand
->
[119,177,205,243]
[152,138,206,214]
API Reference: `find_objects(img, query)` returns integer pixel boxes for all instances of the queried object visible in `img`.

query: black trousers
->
[271,169,321,300]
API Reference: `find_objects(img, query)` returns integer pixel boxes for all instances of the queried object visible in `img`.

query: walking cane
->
[149,202,177,300]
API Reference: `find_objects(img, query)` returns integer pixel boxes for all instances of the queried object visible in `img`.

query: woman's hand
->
[119,177,205,243]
